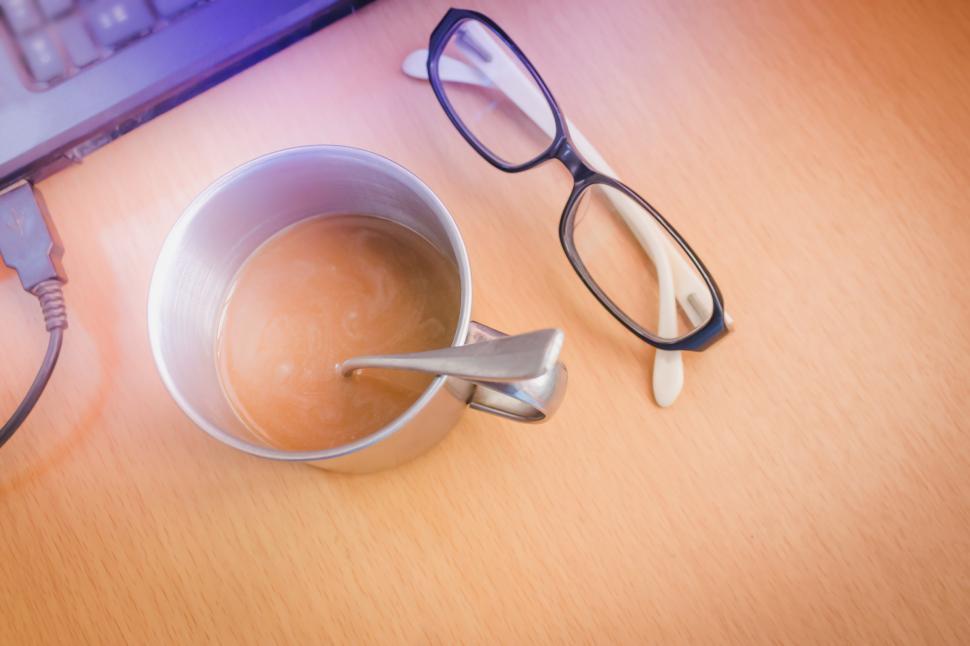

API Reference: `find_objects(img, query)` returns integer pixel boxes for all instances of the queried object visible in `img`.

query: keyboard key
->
[85,0,154,48]
[151,0,195,18]
[59,16,99,68]
[19,30,65,82]
[0,0,42,35]
[37,0,71,20]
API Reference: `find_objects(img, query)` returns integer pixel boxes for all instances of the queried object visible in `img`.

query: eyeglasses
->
[424,9,730,353]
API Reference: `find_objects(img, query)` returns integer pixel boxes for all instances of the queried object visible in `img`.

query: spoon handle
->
[340,329,563,382]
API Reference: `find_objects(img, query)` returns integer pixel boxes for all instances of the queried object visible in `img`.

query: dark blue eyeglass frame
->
[427,8,728,352]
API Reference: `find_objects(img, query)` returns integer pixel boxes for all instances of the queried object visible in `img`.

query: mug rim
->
[147,145,473,462]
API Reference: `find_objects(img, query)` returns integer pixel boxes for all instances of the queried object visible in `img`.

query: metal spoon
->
[339,329,563,382]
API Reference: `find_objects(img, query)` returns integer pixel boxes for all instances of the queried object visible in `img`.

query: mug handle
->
[463,322,568,423]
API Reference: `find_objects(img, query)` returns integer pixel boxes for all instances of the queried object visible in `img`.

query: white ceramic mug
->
[148,145,567,473]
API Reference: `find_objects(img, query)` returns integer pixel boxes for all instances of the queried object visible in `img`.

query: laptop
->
[0,0,369,187]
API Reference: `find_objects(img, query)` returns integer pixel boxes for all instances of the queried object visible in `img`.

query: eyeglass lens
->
[571,183,714,341]
[439,18,556,166]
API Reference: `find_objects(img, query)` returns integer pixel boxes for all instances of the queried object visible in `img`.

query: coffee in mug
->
[216,214,460,451]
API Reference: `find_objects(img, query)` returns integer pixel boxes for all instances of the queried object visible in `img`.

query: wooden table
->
[2,0,968,643]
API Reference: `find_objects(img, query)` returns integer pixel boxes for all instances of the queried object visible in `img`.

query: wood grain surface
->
[2,0,969,643]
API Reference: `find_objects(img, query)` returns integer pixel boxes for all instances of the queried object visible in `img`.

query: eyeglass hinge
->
[555,140,595,182]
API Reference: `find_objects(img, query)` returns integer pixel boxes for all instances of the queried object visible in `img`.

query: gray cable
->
[0,280,66,450]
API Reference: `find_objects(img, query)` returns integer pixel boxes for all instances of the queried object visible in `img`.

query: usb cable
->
[0,181,67,450]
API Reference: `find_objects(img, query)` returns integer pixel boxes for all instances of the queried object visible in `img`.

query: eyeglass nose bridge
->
[552,138,596,183]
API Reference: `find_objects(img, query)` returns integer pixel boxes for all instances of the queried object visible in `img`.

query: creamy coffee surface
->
[217,215,460,451]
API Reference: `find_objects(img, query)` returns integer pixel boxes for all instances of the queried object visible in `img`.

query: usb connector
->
[0,181,66,291]
[0,181,68,450]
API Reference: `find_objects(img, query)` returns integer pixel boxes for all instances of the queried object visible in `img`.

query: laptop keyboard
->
[1,0,207,89]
